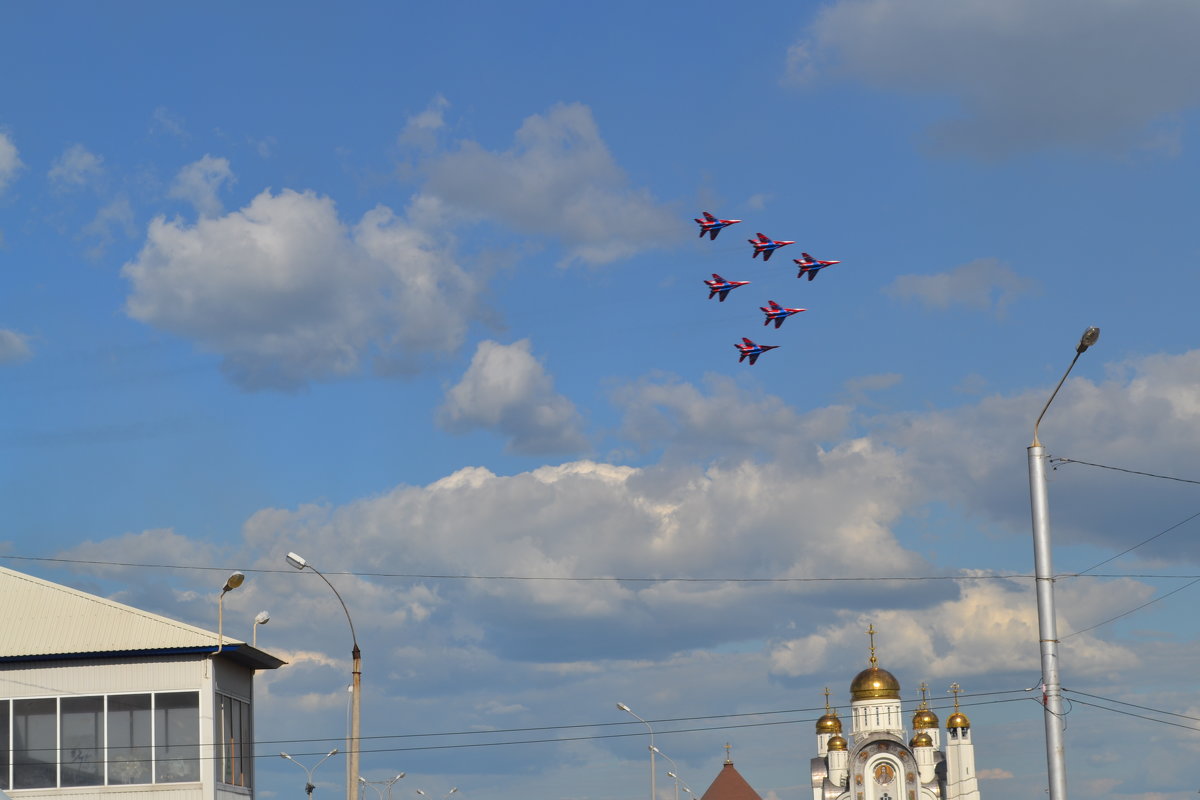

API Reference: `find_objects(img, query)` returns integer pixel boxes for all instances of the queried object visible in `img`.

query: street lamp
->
[216,572,245,654]
[287,552,362,800]
[617,702,656,800]
[360,774,405,800]
[281,748,340,798]
[651,746,687,800]
[1028,325,1099,800]
[415,788,457,800]
[253,610,270,647]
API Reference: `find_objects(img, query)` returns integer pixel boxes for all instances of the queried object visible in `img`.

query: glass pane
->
[60,696,104,787]
[154,692,199,783]
[239,698,252,788]
[13,698,57,789]
[0,700,10,791]
[107,694,152,785]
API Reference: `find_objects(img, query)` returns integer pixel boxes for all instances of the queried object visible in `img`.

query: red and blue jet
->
[748,232,795,261]
[735,337,779,365]
[760,300,807,328]
[704,273,751,302]
[694,211,742,240]
[793,252,841,280]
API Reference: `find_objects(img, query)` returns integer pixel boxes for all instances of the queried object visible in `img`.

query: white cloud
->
[885,258,1035,314]
[398,94,450,150]
[122,188,482,390]
[438,339,588,455]
[0,132,23,194]
[48,144,104,189]
[168,155,234,218]
[793,0,1200,156]
[0,329,32,364]
[422,103,676,265]
[82,195,136,259]
[151,106,187,140]
[768,578,1141,680]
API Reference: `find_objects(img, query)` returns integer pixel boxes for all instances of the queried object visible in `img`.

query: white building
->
[809,627,980,800]
[0,565,283,799]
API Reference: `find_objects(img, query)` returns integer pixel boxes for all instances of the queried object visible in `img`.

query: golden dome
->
[912,708,939,729]
[909,732,933,748]
[850,666,901,701]
[947,712,971,730]
[816,711,842,734]
[827,734,847,752]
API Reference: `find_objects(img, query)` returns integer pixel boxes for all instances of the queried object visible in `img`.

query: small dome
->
[850,666,901,701]
[816,711,842,734]
[827,734,847,752]
[947,712,971,730]
[912,708,939,729]
[909,732,933,748]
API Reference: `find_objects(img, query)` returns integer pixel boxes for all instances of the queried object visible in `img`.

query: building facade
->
[0,566,283,800]
[809,628,980,800]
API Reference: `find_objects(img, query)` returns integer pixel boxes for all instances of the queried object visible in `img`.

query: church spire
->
[723,742,733,765]
[867,623,877,666]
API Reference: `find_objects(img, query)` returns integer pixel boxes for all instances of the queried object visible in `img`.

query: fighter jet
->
[694,211,742,240]
[704,273,751,302]
[735,337,780,365]
[793,252,842,281]
[760,301,806,328]
[748,232,795,261]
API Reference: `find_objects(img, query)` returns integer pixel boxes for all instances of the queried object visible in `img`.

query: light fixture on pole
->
[253,610,270,647]
[359,773,405,800]
[216,572,245,654]
[1028,325,1099,800]
[287,552,362,800]
[617,702,656,800]
[651,746,687,800]
[281,748,340,798]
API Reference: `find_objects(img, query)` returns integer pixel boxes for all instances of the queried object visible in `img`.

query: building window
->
[216,693,253,787]
[0,692,200,789]
[107,694,152,785]
[60,696,104,787]
[154,692,200,783]
[13,698,57,789]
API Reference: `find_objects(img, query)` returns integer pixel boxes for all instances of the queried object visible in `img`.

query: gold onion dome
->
[816,711,842,734]
[850,666,901,701]
[827,734,848,752]
[912,707,938,729]
[909,732,933,748]
[947,711,971,730]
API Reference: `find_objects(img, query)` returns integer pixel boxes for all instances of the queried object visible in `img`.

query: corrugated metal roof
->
[0,566,283,669]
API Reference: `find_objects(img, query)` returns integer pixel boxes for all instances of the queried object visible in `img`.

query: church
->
[807,626,980,800]
[697,625,983,800]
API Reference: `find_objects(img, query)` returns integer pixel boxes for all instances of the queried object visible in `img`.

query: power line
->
[6,553,1196,585]
[1050,457,1200,487]
[1066,698,1200,734]
[1064,689,1200,723]
[1065,578,1200,642]
[1066,508,1200,577]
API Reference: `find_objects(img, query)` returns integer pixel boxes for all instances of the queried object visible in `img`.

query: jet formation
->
[694,211,844,364]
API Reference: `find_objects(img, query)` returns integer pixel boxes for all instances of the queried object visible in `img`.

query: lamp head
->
[416,790,426,796]
[255,610,271,625]
[222,572,245,594]
[285,552,309,570]
[395,773,407,780]
[1077,326,1100,354]
[280,752,291,760]
[359,777,368,785]
[616,702,631,712]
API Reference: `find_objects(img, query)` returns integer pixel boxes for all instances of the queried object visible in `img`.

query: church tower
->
[809,625,984,800]
[943,684,980,800]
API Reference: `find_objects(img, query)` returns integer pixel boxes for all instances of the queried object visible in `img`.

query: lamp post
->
[617,703,656,800]
[287,552,362,800]
[253,610,270,647]
[651,746,687,800]
[281,748,340,798]
[357,772,405,800]
[216,572,245,654]
[1028,325,1099,800]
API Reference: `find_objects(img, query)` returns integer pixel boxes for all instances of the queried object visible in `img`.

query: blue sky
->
[4,2,1200,798]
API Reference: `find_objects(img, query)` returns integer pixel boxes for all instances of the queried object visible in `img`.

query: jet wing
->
[748,353,760,365]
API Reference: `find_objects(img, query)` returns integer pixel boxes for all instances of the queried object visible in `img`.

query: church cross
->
[950,682,962,711]
[867,623,877,666]
[723,742,733,764]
